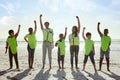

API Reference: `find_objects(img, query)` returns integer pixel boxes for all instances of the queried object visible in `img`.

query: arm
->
[82,27,86,40]
[76,16,80,33]
[15,25,21,38]
[24,35,28,43]
[97,22,103,37]
[34,20,37,34]
[63,27,67,39]
[5,41,8,54]
[55,43,58,47]
[39,14,44,30]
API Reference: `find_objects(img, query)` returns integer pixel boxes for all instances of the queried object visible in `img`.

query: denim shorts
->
[58,48,65,61]
[27,45,35,58]
[100,48,110,58]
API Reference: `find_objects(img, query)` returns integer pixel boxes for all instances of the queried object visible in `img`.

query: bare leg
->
[98,58,103,71]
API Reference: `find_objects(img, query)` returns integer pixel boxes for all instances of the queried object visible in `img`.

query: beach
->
[0,41,120,80]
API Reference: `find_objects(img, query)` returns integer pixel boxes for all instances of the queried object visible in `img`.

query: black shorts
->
[27,45,35,59]
[83,51,95,64]
[58,48,65,61]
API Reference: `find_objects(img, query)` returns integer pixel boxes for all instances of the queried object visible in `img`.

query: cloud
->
[65,0,97,12]
[0,2,15,15]
[0,0,21,15]
[39,0,59,12]
[0,16,16,26]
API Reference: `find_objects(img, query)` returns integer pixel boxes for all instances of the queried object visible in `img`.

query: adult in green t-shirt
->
[40,14,54,69]
[97,22,111,72]
[82,27,96,72]
[24,20,37,69]
[55,28,67,70]
[5,25,21,70]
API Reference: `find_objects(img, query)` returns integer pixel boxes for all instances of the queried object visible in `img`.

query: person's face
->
[45,22,49,29]
[104,30,108,35]
[72,27,76,33]
[28,28,33,34]
[59,34,63,39]
[87,35,91,39]
[10,32,14,36]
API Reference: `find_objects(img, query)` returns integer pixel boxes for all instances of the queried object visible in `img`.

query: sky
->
[0,0,120,41]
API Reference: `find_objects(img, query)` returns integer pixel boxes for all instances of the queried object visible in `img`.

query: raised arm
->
[76,16,80,33]
[63,27,67,39]
[82,27,86,40]
[15,25,21,38]
[97,22,103,37]
[39,14,44,30]
[34,20,37,34]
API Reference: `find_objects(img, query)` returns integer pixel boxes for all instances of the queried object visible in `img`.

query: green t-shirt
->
[85,39,94,55]
[7,36,17,54]
[101,35,111,51]
[26,33,37,49]
[56,39,66,56]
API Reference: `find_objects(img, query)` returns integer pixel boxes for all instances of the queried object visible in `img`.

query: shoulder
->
[26,34,29,37]
[56,40,60,43]
[69,34,72,37]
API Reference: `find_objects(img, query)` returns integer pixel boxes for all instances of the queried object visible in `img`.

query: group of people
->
[5,15,111,72]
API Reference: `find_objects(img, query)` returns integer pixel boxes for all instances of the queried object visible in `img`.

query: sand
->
[0,42,120,80]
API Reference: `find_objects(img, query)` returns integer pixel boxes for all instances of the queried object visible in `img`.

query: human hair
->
[104,29,108,32]
[72,26,78,37]
[44,22,49,26]
[8,29,14,35]
[86,32,91,37]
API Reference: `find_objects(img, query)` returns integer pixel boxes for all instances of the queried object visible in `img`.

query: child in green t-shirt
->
[82,27,97,72]
[55,28,67,70]
[24,20,37,69]
[97,22,111,71]
[5,25,21,70]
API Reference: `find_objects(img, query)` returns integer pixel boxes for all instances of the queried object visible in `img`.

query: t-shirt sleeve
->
[69,34,71,39]
[26,34,28,38]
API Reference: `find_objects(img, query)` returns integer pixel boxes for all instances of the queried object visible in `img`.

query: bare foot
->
[76,67,79,69]
[107,69,110,72]
[98,69,101,71]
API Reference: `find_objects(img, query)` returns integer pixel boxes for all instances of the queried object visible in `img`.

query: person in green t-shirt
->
[97,22,111,72]
[55,27,67,70]
[82,27,97,72]
[24,20,37,69]
[5,25,21,70]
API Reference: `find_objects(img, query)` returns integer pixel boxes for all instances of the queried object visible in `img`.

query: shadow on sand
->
[6,68,31,80]
[84,71,105,80]
[72,69,88,80]
[34,69,51,80]
[101,71,120,80]
[53,69,67,80]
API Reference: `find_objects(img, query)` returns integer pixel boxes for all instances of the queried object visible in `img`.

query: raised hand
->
[18,24,21,28]
[83,27,85,30]
[98,22,100,25]
[76,16,79,19]
[65,27,67,30]
[34,20,36,23]
[40,14,42,18]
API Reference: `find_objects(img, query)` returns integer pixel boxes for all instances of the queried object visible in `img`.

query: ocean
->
[0,41,120,52]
